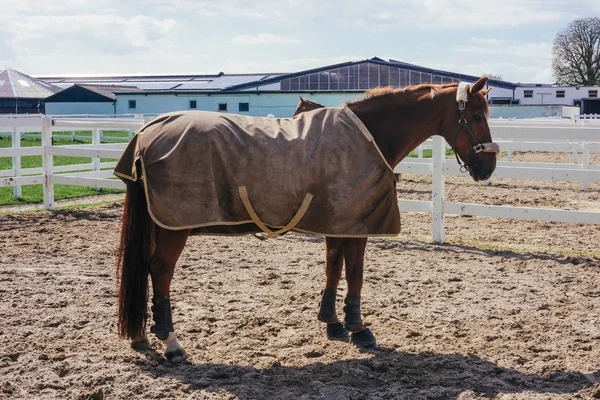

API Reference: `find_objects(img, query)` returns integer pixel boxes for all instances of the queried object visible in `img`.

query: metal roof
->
[33,57,519,96]
[39,73,283,93]
[0,69,61,99]
[44,84,145,102]
[224,58,518,91]
[387,59,517,89]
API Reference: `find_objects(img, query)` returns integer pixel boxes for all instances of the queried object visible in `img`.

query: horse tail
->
[116,176,153,340]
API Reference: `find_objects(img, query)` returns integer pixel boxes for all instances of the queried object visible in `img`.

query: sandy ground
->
[1,152,599,399]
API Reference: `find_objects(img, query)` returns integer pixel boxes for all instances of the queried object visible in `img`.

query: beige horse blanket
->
[114,107,400,237]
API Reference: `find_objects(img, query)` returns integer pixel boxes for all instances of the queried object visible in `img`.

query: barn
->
[43,84,144,115]
[0,69,60,114]
[40,58,518,117]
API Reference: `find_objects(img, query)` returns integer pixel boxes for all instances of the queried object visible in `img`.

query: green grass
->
[408,148,455,158]
[0,133,127,206]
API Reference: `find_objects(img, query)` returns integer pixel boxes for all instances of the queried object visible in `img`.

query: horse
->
[293,96,325,116]
[115,77,498,362]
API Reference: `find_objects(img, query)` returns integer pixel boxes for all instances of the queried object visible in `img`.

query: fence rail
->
[1,115,599,243]
[0,115,142,206]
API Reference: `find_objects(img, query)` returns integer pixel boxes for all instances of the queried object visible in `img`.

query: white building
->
[513,84,599,114]
[40,57,519,118]
[35,57,600,118]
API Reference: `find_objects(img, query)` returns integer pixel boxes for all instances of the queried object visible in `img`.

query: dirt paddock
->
[1,152,600,399]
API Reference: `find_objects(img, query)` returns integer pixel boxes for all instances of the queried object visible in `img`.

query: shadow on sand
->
[134,346,598,399]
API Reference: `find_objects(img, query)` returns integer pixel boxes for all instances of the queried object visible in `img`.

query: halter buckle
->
[473,143,484,153]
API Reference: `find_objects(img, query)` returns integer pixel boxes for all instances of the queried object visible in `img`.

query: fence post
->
[11,127,22,199]
[92,128,101,172]
[417,144,423,158]
[582,142,590,190]
[41,116,54,210]
[431,135,445,243]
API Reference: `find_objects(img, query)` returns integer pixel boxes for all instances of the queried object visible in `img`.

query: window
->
[189,100,197,109]
[368,63,379,88]
[420,73,432,84]
[239,102,249,112]
[128,100,136,109]
[390,68,400,87]
[309,73,319,91]
[338,67,349,90]
[524,90,533,98]
[329,70,339,91]
[218,103,227,112]
[410,71,420,86]
[589,90,598,98]
[556,90,565,98]
[380,65,390,87]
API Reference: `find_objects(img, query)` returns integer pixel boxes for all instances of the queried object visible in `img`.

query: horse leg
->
[148,227,191,362]
[318,237,349,341]
[343,238,378,349]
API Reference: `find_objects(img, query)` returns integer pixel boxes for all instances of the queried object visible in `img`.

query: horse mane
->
[348,83,489,116]
[301,98,323,105]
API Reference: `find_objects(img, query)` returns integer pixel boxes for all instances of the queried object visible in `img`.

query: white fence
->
[0,115,144,207]
[397,118,600,242]
[1,115,599,243]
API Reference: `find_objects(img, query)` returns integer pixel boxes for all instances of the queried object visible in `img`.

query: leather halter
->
[450,83,499,173]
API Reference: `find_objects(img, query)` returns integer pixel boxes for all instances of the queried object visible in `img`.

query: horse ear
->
[469,77,489,95]
[299,96,305,101]
[481,88,492,96]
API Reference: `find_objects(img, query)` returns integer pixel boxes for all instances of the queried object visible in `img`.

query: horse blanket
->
[114,106,400,237]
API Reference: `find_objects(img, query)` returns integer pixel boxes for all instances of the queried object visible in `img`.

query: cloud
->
[0,0,592,81]
[0,10,209,75]
[470,38,504,45]
[318,0,572,30]
[231,34,303,45]
[218,55,364,74]
[143,0,286,19]
[421,59,554,83]
[454,38,552,59]
[0,14,179,63]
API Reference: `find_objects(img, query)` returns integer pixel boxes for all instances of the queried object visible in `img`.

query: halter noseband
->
[451,82,499,173]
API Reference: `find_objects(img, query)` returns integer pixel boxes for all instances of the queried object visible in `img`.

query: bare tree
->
[552,17,600,85]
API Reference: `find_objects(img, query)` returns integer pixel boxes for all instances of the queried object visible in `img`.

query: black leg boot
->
[150,296,174,341]
[318,288,349,341]
[344,293,378,349]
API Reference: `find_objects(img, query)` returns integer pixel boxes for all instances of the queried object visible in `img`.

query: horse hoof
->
[165,348,187,363]
[350,328,378,349]
[326,322,350,341]
[130,338,150,351]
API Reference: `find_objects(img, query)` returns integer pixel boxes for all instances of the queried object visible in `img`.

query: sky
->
[1,0,599,83]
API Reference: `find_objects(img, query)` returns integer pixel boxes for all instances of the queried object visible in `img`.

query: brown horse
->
[116,77,498,362]
[293,96,325,116]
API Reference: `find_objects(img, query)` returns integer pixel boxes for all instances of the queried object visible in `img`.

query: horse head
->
[439,77,498,182]
[293,97,325,117]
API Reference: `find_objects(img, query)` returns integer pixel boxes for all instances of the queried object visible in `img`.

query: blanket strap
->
[238,186,313,238]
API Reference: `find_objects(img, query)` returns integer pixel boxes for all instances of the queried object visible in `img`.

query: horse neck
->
[348,92,447,167]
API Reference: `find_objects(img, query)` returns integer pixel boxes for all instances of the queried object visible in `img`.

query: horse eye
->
[473,115,482,123]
